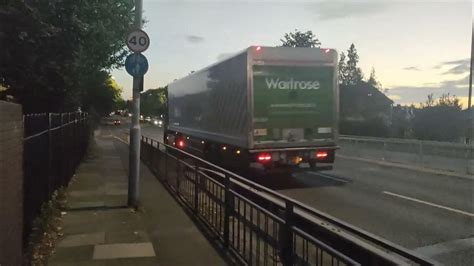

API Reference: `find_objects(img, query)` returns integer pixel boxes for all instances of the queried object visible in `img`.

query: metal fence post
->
[148,138,153,163]
[60,114,65,186]
[69,112,74,178]
[140,136,145,160]
[153,142,159,175]
[223,174,230,248]
[164,150,168,182]
[382,141,387,161]
[47,113,53,195]
[280,201,294,266]
[194,165,199,213]
[176,156,181,195]
[418,141,424,168]
[74,112,78,168]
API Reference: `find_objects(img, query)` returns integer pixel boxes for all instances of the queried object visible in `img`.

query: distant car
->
[145,116,152,122]
[113,119,121,125]
[153,119,163,127]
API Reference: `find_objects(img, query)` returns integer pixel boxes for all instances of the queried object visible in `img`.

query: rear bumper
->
[250,147,336,169]
[249,145,339,153]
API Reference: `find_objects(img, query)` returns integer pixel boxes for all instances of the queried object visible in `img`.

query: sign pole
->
[128,0,143,208]
[467,25,473,144]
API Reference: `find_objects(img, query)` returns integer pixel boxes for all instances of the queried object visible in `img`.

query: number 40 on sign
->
[126,29,150,53]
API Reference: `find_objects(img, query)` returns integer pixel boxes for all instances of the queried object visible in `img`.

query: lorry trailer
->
[166,46,339,172]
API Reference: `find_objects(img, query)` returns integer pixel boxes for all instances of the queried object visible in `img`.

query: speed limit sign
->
[126,29,150,53]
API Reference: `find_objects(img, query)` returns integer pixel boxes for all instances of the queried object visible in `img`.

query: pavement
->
[137,121,474,266]
[48,124,226,265]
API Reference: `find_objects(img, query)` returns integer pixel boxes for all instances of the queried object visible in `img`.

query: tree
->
[413,93,464,141]
[422,93,435,108]
[338,52,347,84]
[280,29,321,48]
[0,0,134,114]
[345,43,364,85]
[367,67,381,89]
[81,72,123,118]
[140,86,168,117]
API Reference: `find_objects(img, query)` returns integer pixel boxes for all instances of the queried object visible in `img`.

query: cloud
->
[403,66,421,71]
[387,94,401,100]
[185,35,204,43]
[443,62,470,75]
[442,59,469,65]
[315,1,389,21]
[387,74,469,106]
[440,74,469,87]
[434,58,470,75]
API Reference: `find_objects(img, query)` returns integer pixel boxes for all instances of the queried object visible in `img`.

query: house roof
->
[355,82,393,106]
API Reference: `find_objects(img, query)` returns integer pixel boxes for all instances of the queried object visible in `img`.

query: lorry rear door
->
[252,64,335,148]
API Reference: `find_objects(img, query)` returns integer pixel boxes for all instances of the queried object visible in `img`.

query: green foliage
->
[340,117,390,137]
[339,81,393,137]
[343,43,364,86]
[280,29,321,48]
[367,67,381,89]
[0,0,134,113]
[413,93,464,141]
[390,106,414,138]
[338,52,347,84]
[115,98,127,110]
[140,86,168,117]
[81,72,124,118]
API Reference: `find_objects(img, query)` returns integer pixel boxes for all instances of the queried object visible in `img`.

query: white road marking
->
[307,172,349,183]
[414,237,474,258]
[382,191,474,218]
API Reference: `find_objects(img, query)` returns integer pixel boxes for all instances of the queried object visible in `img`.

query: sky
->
[113,0,472,108]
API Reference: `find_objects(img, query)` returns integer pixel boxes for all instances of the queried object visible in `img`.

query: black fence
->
[140,136,434,266]
[23,112,89,241]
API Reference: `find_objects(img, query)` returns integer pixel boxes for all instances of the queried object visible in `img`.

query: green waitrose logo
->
[265,78,320,90]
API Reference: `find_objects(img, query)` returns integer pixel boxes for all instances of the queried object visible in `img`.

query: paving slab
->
[57,232,105,247]
[93,242,155,259]
[68,200,105,210]
[48,127,226,266]
[105,230,149,244]
[50,245,94,264]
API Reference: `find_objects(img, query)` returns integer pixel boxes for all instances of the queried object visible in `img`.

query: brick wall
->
[0,101,23,265]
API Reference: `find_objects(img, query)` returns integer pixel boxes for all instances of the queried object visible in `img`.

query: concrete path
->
[48,127,226,265]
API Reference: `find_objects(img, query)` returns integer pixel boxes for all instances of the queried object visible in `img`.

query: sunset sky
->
[112,0,472,108]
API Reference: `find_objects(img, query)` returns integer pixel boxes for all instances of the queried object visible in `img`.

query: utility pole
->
[467,24,473,144]
[128,0,143,208]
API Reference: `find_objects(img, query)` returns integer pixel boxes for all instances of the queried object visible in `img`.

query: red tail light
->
[257,153,272,162]
[316,151,328,158]
[178,140,185,148]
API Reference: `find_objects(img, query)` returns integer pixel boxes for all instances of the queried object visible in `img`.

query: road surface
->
[111,117,473,265]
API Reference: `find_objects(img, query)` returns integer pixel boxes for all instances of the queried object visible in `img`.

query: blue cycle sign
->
[125,53,148,77]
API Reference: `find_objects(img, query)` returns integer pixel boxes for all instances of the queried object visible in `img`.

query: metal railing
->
[23,112,89,241]
[339,135,474,174]
[140,136,434,266]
